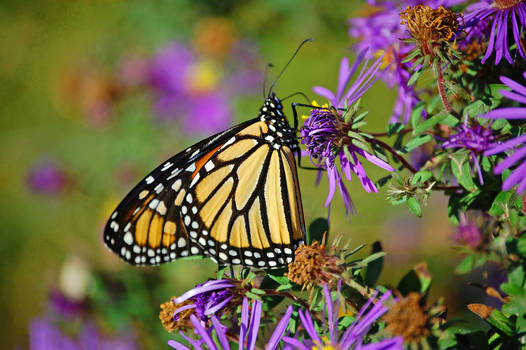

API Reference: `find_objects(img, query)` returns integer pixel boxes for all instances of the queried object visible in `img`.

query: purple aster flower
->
[168,297,293,350]
[464,0,526,64]
[283,284,403,350]
[30,318,138,350]
[441,117,496,184]
[482,72,526,193]
[172,279,242,323]
[183,92,232,135]
[305,55,394,214]
[313,54,383,109]
[27,158,69,195]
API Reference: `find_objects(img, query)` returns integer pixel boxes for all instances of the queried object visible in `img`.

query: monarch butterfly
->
[103,42,311,269]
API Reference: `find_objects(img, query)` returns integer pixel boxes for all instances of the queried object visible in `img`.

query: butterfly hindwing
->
[180,96,306,269]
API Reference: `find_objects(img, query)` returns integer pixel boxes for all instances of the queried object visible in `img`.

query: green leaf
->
[267,274,290,286]
[413,113,448,135]
[411,102,426,129]
[455,253,476,274]
[411,170,433,185]
[402,134,432,153]
[408,68,423,86]
[487,309,515,336]
[397,263,432,295]
[450,151,477,191]
[489,191,513,216]
[308,218,329,244]
[387,122,404,136]
[407,197,422,217]
[364,242,384,287]
[465,100,490,117]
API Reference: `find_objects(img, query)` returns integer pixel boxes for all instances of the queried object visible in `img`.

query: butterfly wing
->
[181,119,306,269]
[104,94,305,269]
[103,122,255,265]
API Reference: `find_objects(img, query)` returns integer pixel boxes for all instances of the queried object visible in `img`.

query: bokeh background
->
[1,0,489,348]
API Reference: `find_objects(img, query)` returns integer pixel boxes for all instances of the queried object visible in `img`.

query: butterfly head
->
[260,93,285,122]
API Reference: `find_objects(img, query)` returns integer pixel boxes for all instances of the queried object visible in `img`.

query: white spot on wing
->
[145,176,154,184]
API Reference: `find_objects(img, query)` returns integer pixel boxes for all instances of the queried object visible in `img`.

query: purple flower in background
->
[49,290,86,318]
[442,117,496,184]
[464,0,526,64]
[453,215,482,248]
[482,72,526,193]
[349,4,418,123]
[172,279,241,323]
[283,284,403,350]
[169,298,293,350]
[27,158,69,195]
[305,55,394,215]
[30,318,137,350]
[147,39,262,135]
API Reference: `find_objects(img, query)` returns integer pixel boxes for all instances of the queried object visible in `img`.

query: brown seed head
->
[492,0,523,10]
[159,298,194,333]
[383,292,430,343]
[286,238,344,290]
[400,5,460,56]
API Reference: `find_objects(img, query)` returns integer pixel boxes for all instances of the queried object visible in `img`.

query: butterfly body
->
[104,93,305,269]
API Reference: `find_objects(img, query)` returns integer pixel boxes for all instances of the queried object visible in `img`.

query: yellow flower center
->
[185,60,220,95]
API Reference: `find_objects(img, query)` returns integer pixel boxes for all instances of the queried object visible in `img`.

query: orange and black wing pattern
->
[104,93,305,268]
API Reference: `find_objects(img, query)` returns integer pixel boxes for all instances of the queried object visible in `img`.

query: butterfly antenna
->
[267,38,313,96]
[262,63,274,98]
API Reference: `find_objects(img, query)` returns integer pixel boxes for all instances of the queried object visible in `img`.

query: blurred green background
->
[1,0,485,348]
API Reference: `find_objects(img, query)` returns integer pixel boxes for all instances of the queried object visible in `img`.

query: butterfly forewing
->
[104,93,305,269]
[103,123,253,265]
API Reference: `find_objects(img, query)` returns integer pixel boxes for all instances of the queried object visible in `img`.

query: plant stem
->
[436,63,461,118]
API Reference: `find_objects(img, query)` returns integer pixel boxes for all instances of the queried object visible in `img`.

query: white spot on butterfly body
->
[145,176,154,184]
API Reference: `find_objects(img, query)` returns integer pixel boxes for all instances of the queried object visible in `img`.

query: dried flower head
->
[400,5,460,58]
[286,237,344,290]
[159,298,194,333]
[383,292,430,342]
[384,292,447,344]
